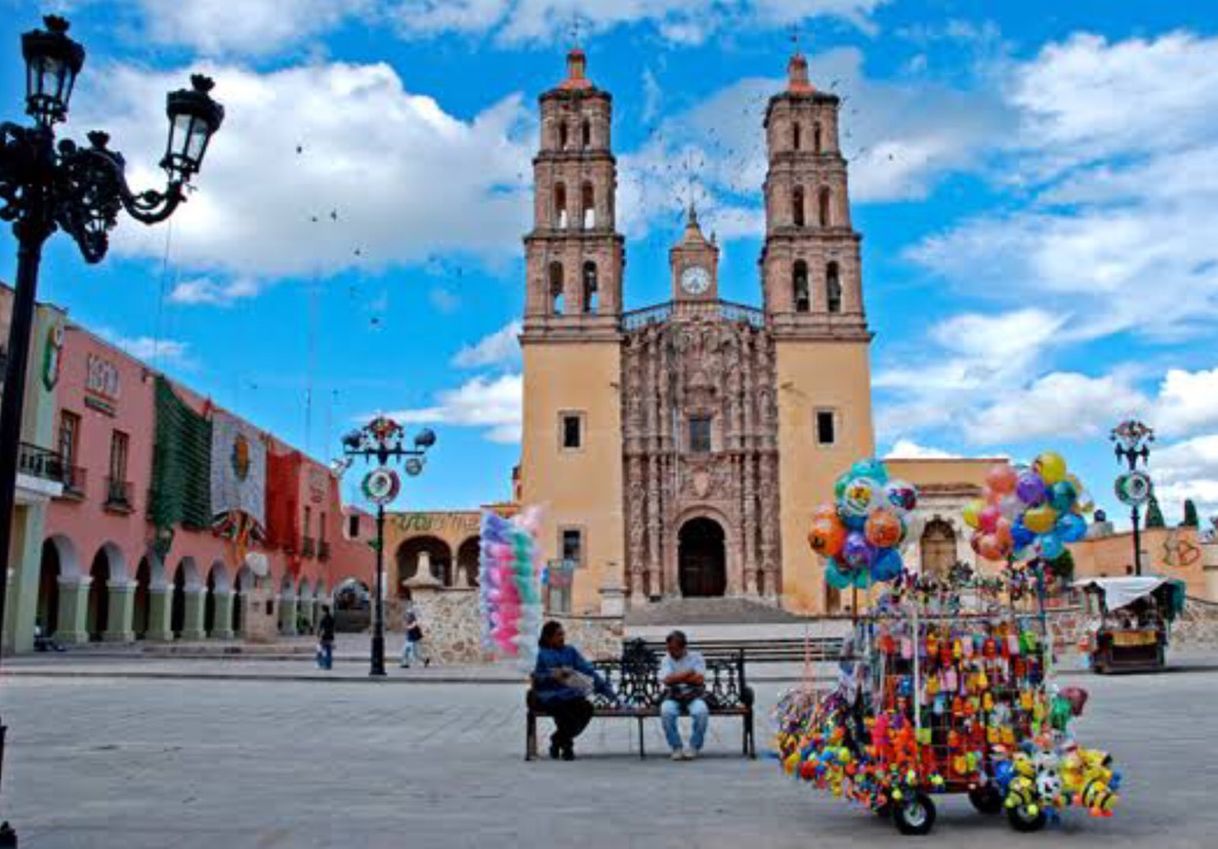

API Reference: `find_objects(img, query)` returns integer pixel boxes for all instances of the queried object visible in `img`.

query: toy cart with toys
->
[775,568,1122,837]
[1076,576,1184,674]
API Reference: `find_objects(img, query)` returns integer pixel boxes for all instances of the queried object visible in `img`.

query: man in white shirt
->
[658,630,709,760]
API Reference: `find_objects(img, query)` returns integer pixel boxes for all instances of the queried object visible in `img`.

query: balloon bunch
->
[808,459,918,589]
[478,510,544,669]
[964,453,1093,563]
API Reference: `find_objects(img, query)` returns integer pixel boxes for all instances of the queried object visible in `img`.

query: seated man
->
[659,630,708,760]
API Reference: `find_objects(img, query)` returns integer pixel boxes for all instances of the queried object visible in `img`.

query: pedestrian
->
[316,605,335,670]
[33,619,64,653]
[659,629,709,760]
[400,601,430,669]
[531,620,614,761]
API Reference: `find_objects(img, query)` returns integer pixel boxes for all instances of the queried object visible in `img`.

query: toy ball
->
[840,478,878,518]
[1016,471,1048,506]
[1034,451,1068,485]
[864,508,903,549]
[882,479,918,514]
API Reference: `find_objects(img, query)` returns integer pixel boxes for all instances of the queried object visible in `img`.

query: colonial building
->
[515,49,1006,616]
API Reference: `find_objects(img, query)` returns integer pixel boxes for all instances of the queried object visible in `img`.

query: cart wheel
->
[893,793,936,836]
[969,785,1003,815]
[1007,802,1047,833]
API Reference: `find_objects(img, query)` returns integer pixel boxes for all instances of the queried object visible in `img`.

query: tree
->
[1047,549,1075,587]
[1145,492,1166,528]
[1181,499,1200,528]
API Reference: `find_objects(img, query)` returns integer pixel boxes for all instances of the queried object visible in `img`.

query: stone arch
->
[171,557,201,637]
[553,181,567,228]
[792,185,805,227]
[582,261,598,314]
[457,536,481,588]
[133,555,157,639]
[204,561,230,636]
[548,261,564,314]
[395,536,454,590]
[792,121,802,151]
[580,117,591,148]
[920,518,957,579]
[43,534,81,578]
[677,516,727,598]
[86,542,126,641]
[581,181,595,229]
[37,538,67,636]
[813,123,822,153]
[818,186,831,226]
[233,564,253,635]
[558,119,569,149]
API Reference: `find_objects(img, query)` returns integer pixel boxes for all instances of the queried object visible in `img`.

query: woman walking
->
[531,621,613,760]
[400,601,430,668]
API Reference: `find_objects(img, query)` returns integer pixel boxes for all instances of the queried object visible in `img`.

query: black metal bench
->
[526,641,756,760]
[638,637,843,664]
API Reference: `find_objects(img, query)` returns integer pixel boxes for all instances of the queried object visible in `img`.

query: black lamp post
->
[341,417,436,676]
[1111,419,1155,577]
[0,17,223,843]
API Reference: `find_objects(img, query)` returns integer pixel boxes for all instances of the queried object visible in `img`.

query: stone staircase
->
[623,596,808,626]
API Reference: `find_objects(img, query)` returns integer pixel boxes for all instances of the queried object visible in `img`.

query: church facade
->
[518,49,991,615]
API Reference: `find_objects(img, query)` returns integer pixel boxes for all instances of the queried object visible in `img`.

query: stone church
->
[518,48,991,616]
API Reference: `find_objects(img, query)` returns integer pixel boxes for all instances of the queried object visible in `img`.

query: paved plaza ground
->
[0,658,1215,848]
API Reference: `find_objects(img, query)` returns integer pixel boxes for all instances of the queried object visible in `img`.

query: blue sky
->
[2,0,1217,528]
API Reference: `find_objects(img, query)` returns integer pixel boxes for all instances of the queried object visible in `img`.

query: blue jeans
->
[661,699,708,752]
[318,641,333,669]
[401,639,420,666]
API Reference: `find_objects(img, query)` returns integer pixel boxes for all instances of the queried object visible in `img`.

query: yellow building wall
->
[520,341,624,614]
[775,340,875,614]
[1070,526,1210,600]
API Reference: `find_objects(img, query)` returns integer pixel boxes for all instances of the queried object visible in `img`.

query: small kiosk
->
[1076,577,1184,674]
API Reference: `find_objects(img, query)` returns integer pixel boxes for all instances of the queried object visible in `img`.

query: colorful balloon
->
[824,558,852,589]
[871,548,903,582]
[850,458,889,484]
[979,504,1002,534]
[1023,504,1058,534]
[1016,471,1048,506]
[807,512,847,558]
[839,477,878,518]
[882,479,918,514]
[1040,532,1065,560]
[841,531,876,572]
[1057,513,1088,543]
[1049,480,1078,513]
[864,508,903,549]
[1035,451,1068,485]
[962,499,986,529]
[986,463,1019,496]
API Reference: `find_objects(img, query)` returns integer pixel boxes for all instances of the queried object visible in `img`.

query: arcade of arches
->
[32,536,332,644]
[385,511,493,597]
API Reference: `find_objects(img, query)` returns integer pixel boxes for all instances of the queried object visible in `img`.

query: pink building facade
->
[24,318,375,648]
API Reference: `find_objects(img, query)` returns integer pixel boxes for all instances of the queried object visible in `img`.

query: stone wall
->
[391,588,625,665]
[1172,597,1218,648]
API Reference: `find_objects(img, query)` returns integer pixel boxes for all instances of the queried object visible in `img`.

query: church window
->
[581,182,595,229]
[689,416,712,453]
[793,260,810,313]
[549,262,565,314]
[561,413,583,450]
[554,182,568,229]
[581,118,591,147]
[792,185,805,227]
[793,122,802,151]
[826,262,842,313]
[815,409,836,446]
[813,123,822,154]
[558,120,569,149]
[582,261,598,313]
[818,187,831,227]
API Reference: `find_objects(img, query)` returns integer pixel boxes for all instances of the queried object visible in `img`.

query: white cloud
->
[134,0,888,54]
[884,439,961,460]
[72,61,533,279]
[429,287,461,314]
[96,328,191,365]
[390,373,522,443]
[169,277,261,306]
[1154,367,1218,439]
[452,321,522,368]
[1151,434,1218,527]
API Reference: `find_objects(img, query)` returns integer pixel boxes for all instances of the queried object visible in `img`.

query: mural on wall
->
[211,410,268,563]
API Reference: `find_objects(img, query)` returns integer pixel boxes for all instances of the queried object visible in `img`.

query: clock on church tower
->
[670,205,719,302]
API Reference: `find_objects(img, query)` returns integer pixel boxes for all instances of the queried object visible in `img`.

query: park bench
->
[638,636,842,664]
[525,640,756,760]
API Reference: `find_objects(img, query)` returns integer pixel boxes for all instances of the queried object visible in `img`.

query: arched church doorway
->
[921,519,957,578]
[678,518,727,597]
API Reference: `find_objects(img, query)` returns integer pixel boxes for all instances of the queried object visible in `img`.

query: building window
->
[561,413,583,450]
[108,430,129,481]
[304,506,312,535]
[582,261,598,313]
[553,182,567,229]
[549,261,564,314]
[689,416,712,453]
[581,182,595,229]
[826,262,842,314]
[792,185,805,227]
[793,260,810,313]
[816,410,836,446]
[548,528,583,614]
[813,123,822,154]
[581,118,591,147]
[792,122,802,151]
[347,513,360,538]
[561,528,583,564]
[59,410,80,467]
[558,120,569,149]
[818,186,831,226]
[319,512,327,543]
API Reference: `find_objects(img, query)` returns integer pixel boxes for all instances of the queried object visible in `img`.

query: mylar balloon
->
[963,499,985,529]
[986,463,1018,495]
[807,512,847,558]
[1035,451,1068,485]
[1049,480,1077,514]
[841,531,876,572]
[864,508,903,549]
[882,479,918,514]
[1016,471,1048,506]
[840,477,878,518]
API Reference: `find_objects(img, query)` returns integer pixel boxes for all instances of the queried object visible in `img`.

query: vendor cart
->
[1076,577,1184,674]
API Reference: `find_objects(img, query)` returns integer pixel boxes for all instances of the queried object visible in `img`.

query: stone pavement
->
[0,664,1216,847]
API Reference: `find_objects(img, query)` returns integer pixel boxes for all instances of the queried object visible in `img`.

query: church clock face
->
[680,265,711,295]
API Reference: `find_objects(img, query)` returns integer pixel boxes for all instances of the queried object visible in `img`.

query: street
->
[0,664,1214,848]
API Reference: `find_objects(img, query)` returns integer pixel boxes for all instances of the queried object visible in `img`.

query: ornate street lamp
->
[342,417,436,676]
[1110,419,1155,576]
[0,17,223,843]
